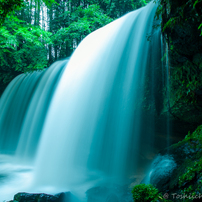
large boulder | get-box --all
[149,155,177,191]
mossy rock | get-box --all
[152,125,202,201]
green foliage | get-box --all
[179,159,202,186]
[46,0,147,63]
[42,0,56,7]
[156,0,202,35]
[162,17,179,32]
[51,4,113,55]
[199,23,202,36]
[184,125,202,141]
[193,0,202,8]
[172,125,202,199]
[131,184,167,202]
[0,0,147,94]
[106,0,147,19]
[155,126,202,202]
[0,15,52,91]
[178,156,202,200]
[0,0,24,25]
[0,0,56,26]
[157,0,202,110]
[170,57,202,105]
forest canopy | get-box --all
[0,0,149,94]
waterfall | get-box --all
[0,60,67,158]
[0,1,166,201]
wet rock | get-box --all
[12,192,71,202]
[149,155,177,191]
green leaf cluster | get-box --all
[179,159,202,187]
[131,184,169,202]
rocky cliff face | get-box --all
[149,0,202,198]
[160,0,202,134]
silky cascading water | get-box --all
[0,2,166,201]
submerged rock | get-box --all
[11,192,71,202]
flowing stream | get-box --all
[0,2,167,201]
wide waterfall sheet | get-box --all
[0,1,164,201]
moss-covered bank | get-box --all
[132,126,202,202]
[155,125,202,201]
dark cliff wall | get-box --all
[160,0,202,134]
[148,1,202,199]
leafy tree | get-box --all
[51,4,113,60]
[0,16,52,94]
[46,0,148,63]
[0,0,24,25]
[0,0,56,26]
[103,0,148,19]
